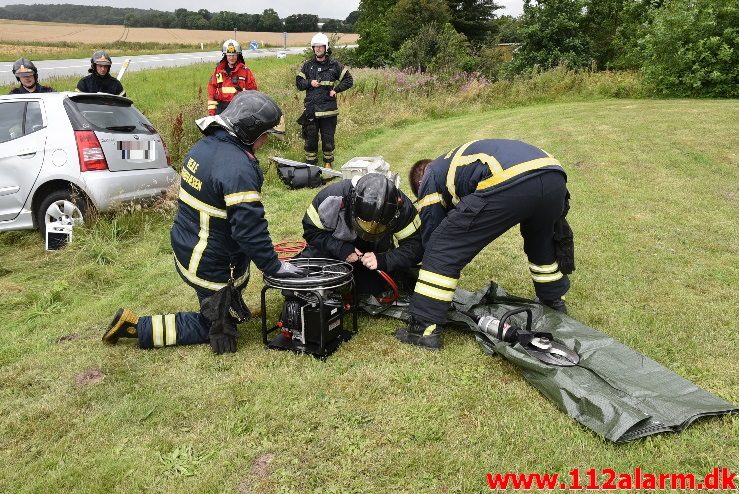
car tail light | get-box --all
[75,130,108,171]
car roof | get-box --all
[0,91,133,105]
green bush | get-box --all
[640,0,738,97]
[394,23,475,75]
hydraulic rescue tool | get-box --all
[472,308,580,366]
[261,258,358,359]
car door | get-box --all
[0,100,47,221]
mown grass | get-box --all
[0,59,737,493]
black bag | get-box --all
[553,190,575,274]
[277,162,323,189]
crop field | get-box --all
[0,19,358,45]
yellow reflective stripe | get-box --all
[216,73,223,83]
[224,191,261,206]
[476,157,563,191]
[221,86,237,94]
[415,282,455,302]
[315,109,339,117]
[164,314,176,346]
[188,211,209,274]
[319,80,335,86]
[418,269,458,290]
[423,324,437,337]
[529,262,559,273]
[531,271,564,283]
[297,71,306,78]
[306,204,324,229]
[394,214,421,241]
[339,67,348,81]
[416,192,446,210]
[152,315,164,347]
[175,256,250,290]
[447,140,504,206]
[179,188,227,218]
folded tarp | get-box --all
[360,282,737,443]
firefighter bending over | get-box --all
[396,139,574,350]
[300,173,423,295]
[296,32,353,169]
[207,39,258,116]
[103,91,304,355]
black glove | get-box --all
[273,260,307,278]
[210,332,236,355]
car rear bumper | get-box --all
[82,167,178,210]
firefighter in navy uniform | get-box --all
[103,91,304,354]
[296,32,353,169]
[396,139,573,350]
[9,58,54,94]
[76,50,125,96]
[207,39,258,116]
[300,173,423,295]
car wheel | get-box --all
[36,190,87,239]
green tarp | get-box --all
[360,282,737,443]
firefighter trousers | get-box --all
[409,171,570,325]
[303,116,337,165]
[136,276,247,349]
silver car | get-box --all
[0,91,177,238]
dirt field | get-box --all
[0,19,358,46]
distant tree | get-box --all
[355,0,398,66]
[640,0,738,97]
[388,0,451,49]
[345,10,360,31]
[284,14,319,32]
[446,0,502,44]
[506,0,593,74]
[321,19,348,32]
[260,8,283,31]
[197,9,211,22]
[395,22,474,74]
[494,14,522,43]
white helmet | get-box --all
[222,39,242,56]
[311,32,329,50]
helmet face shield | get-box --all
[354,217,389,241]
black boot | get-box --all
[539,298,568,314]
[394,318,443,350]
[102,308,139,345]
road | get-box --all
[0,47,305,85]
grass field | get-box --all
[0,19,358,61]
[0,59,737,492]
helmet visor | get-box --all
[354,217,389,240]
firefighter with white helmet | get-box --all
[9,58,53,94]
[207,39,258,116]
[296,32,353,169]
[76,50,125,96]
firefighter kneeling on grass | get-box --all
[396,139,575,350]
[300,173,423,296]
[103,91,305,355]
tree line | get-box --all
[0,4,359,33]
[349,0,736,97]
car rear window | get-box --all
[66,96,154,134]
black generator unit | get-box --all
[261,258,358,359]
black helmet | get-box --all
[13,58,37,81]
[220,91,285,145]
[351,173,402,242]
[91,50,112,66]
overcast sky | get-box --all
[1,0,524,20]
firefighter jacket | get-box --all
[296,56,353,119]
[76,73,125,96]
[171,128,281,292]
[9,84,53,94]
[207,60,257,116]
[416,139,566,246]
[302,179,422,272]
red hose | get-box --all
[377,270,399,304]
[274,240,307,260]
